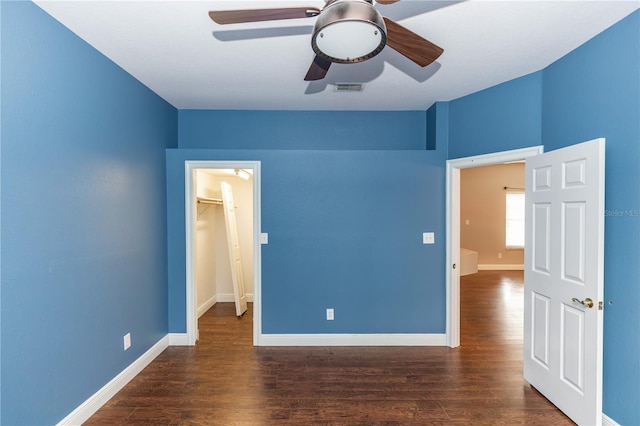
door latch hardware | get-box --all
[572,297,594,308]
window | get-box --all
[506,192,525,249]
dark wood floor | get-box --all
[86,271,573,425]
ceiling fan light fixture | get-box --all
[311,0,387,64]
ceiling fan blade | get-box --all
[383,17,444,67]
[304,56,332,81]
[209,7,321,25]
[376,0,402,4]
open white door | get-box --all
[524,138,605,425]
[221,181,248,317]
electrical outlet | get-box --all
[422,232,435,244]
[326,308,334,321]
[498,252,503,259]
[123,333,131,351]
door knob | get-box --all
[572,297,594,308]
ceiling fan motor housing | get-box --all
[311,0,387,64]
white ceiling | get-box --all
[34,0,639,111]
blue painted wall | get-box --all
[168,116,447,333]
[542,11,640,425]
[179,109,428,150]
[448,10,640,425]
[1,2,177,424]
[448,71,543,159]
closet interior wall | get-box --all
[195,170,254,317]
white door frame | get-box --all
[445,146,543,347]
[185,160,262,346]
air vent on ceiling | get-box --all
[334,83,365,92]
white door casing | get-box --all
[445,146,544,347]
[184,161,261,346]
[524,138,605,425]
[221,181,248,317]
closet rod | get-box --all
[503,186,524,191]
[197,197,223,205]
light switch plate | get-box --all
[260,233,269,244]
[423,232,435,244]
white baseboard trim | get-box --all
[603,413,620,426]
[215,293,234,303]
[258,333,446,346]
[215,293,254,303]
[478,264,524,271]
[168,333,189,346]
[57,335,169,426]
[197,295,217,318]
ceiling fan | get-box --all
[209,0,444,81]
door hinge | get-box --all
[598,301,603,310]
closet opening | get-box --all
[185,161,262,346]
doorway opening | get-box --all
[185,161,262,346]
[445,146,543,347]
[447,141,606,424]
[459,162,526,346]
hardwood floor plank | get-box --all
[86,271,573,425]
